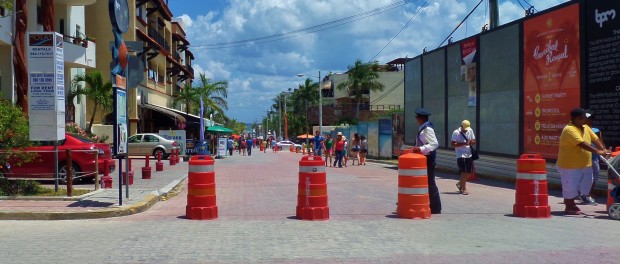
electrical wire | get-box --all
[193,0,416,50]
[435,0,484,49]
[367,0,428,62]
[516,0,527,11]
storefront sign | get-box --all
[523,4,581,159]
[27,32,65,141]
[461,37,478,107]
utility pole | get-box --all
[489,0,499,29]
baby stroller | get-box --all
[602,155,620,220]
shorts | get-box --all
[557,167,593,199]
[361,149,368,153]
[457,158,473,173]
[325,149,333,155]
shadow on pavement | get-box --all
[68,200,115,208]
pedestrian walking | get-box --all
[240,137,247,156]
[411,108,441,214]
[312,130,324,156]
[246,137,253,156]
[333,132,345,168]
[557,108,610,215]
[451,120,476,195]
[351,133,361,165]
[261,139,268,153]
[343,136,349,167]
[271,139,277,152]
[360,135,368,165]
[227,137,234,156]
[324,134,333,167]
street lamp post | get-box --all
[297,71,322,137]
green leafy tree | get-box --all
[71,71,113,133]
[196,73,229,122]
[172,82,200,114]
[0,100,35,166]
[336,59,385,119]
[291,78,319,137]
[225,119,247,135]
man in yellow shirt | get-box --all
[557,108,610,215]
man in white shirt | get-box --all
[451,120,476,195]
[412,108,441,214]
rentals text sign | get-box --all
[27,32,65,141]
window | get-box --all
[144,135,159,143]
[128,135,142,143]
[136,5,146,21]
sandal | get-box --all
[456,183,462,193]
[461,191,469,195]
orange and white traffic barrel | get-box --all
[513,154,550,218]
[186,155,218,220]
[297,156,329,220]
[397,153,431,219]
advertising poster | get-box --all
[159,130,187,155]
[27,32,65,141]
[586,1,620,148]
[461,37,478,107]
[378,119,392,158]
[523,4,581,159]
[114,76,128,156]
[218,137,227,157]
[367,122,378,158]
[392,113,405,157]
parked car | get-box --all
[276,140,302,151]
[7,133,115,182]
[127,133,177,159]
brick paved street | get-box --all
[1,148,619,263]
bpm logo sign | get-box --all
[595,9,616,28]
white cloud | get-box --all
[176,0,569,122]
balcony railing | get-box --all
[186,64,194,76]
[148,26,170,53]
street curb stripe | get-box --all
[398,169,427,176]
[398,187,428,195]
[516,173,547,180]
[189,165,214,173]
[299,166,325,173]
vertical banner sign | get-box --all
[114,75,128,156]
[586,1,620,148]
[523,4,581,159]
[460,37,478,107]
[27,32,65,141]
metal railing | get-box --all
[148,26,170,53]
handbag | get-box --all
[459,130,479,161]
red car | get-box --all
[7,133,115,182]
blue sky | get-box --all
[167,0,569,123]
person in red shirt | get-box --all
[333,132,345,168]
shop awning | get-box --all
[141,103,186,124]
[206,125,234,133]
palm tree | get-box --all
[65,81,87,123]
[336,59,385,119]
[71,71,113,133]
[195,73,229,120]
[291,78,319,138]
[172,82,200,114]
